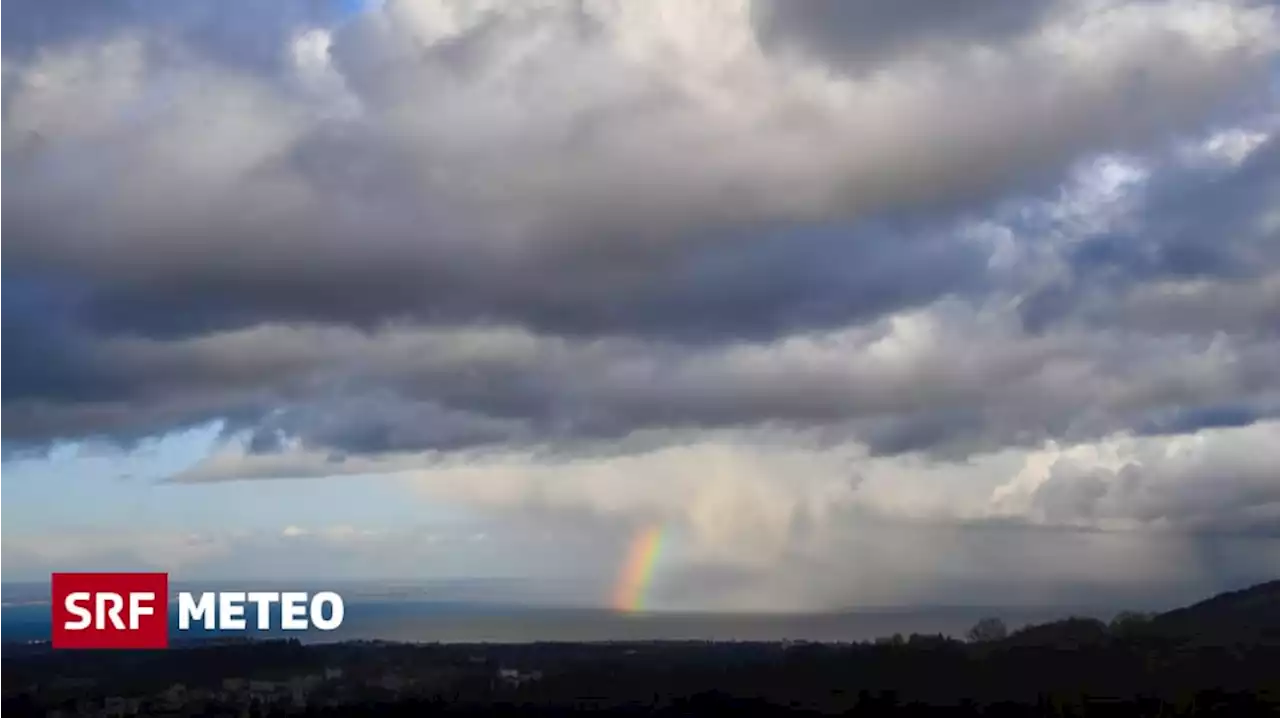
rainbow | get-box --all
[612,525,665,613]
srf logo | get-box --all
[52,573,169,649]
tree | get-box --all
[966,617,1008,643]
[1109,610,1152,637]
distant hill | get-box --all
[1148,579,1280,644]
[985,580,1280,649]
[1002,616,1111,648]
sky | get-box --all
[3,0,1280,613]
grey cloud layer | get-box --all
[752,0,1053,70]
[8,297,1280,458]
[4,0,1280,518]
[6,0,1275,337]
[0,0,342,70]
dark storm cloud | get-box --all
[1018,136,1280,339]
[1,279,104,404]
[242,392,533,455]
[1,280,311,450]
[8,302,1280,462]
[0,0,344,74]
[1138,403,1266,435]
[752,0,1055,70]
[2,0,1279,473]
[0,0,129,59]
[9,218,990,343]
[1074,138,1280,283]
[5,0,1268,343]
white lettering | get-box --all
[128,593,155,630]
[64,592,92,630]
[280,592,309,630]
[219,592,246,630]
[246,592,280,630]
[170,590,346,631]
[97,593,125,630]
[309,592,344,631]
[178,592,215,630]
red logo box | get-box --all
[51,573,169,649]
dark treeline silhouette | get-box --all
[4,581,1278,716]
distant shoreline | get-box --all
[3,601,1106,646]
